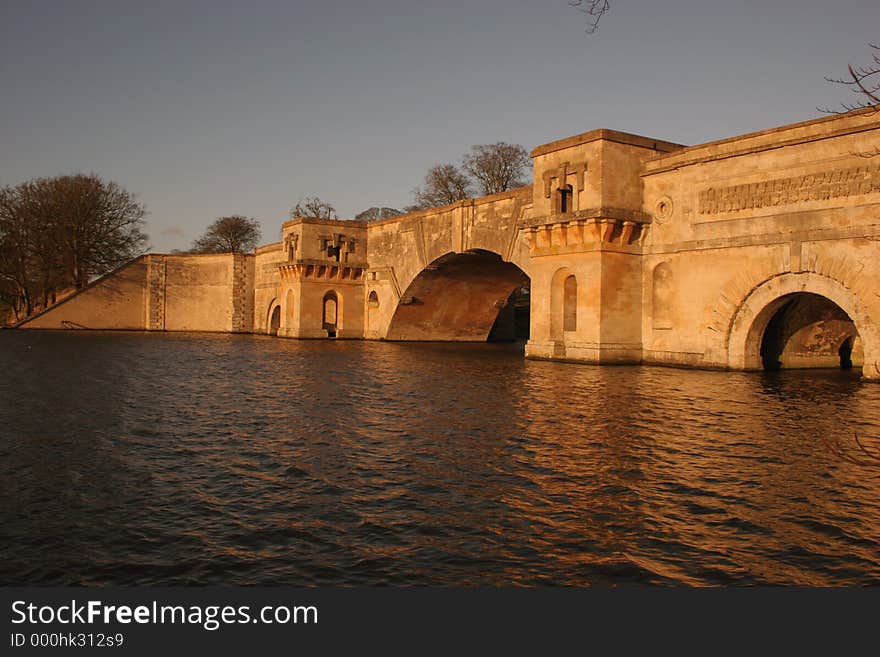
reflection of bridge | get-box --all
[19,111,880,380]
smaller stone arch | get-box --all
[727,272,880,379]
[366,290,381,339]
[322,290,341,337]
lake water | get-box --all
[1,331,878,586]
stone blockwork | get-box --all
[147,255,166,330]
[232,254,255,333]
[639,109,880,380]
[17,109,880,379]
[20,253,251,333]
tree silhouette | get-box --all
[290,197,337,220]
[463,142,530,195]
[0,174,148,320]
[191,215,261,254]
[412,164,473,209]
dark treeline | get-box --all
[0,174,148,323]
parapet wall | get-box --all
[18,253,254,333]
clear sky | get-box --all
[2,1,878,252]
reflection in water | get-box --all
[0,331,878,585]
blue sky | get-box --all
[2,1,878,251]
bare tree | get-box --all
[412,164,473,209]
[190,215,261,254]
[354,206,404,222]
[291,197,337,220]
[0,174,148,320]
[0,187,42,319]
[53,175,148,288]
[570,0,611,33]
[826,43,880,111]
[462,142,531,195]
[823,44,880,157]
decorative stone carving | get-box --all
[698,164,880,215]
[654,196,674,223]
[542,160,588,199]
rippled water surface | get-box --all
[1,331,879,586]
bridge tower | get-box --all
[523,130,683,363]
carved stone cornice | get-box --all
[519,207,652,229]
[520,210,648,256]
[277,259,366,282]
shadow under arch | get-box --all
[268,302,281,336]
[727,272,880,378]
[385,249,529,342]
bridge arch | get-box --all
[385,249,529,342]
[727,272,880,378]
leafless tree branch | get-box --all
[290,197,337,220]
[569,0,611,33]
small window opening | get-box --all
[559,185,573,214]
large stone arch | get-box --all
[384,249,530,341]
[726,271,880,379]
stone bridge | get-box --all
[19,109,880,380]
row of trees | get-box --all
[279,142,531,227]
[0,174,148,321]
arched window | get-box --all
[368,291,379,308]
[563,275,577,331]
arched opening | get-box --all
[269,305,281,336]
[323,291,339,338]
[386,250,529,343]
[727,272,880,380]
[366,290,381,339]
[758,292,861,371]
